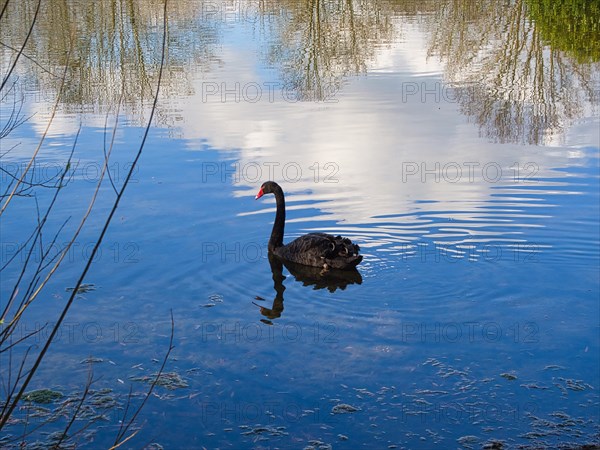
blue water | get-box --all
[1,2,599,449]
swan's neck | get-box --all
[269,186,285,251]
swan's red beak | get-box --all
[255,187,264,200]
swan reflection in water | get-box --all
[253,254,362,322]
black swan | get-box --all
[255,181,362,270]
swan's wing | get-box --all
[278,233,361,268]
[284,233,336,257]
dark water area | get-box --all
[1,1,599,448]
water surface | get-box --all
[1,1,599,448]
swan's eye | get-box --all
[340,247,348,255]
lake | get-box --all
[1,1,599,449]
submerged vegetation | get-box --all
[130,371,189,390]
[23,389,64,404]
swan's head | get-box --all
[255,181,280,200]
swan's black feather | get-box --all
[274,233,362,270]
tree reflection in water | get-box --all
[1,0,597,143]
[428,0,599,144]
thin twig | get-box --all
[103,94,124,196]
[0,0,41,92]
[0,20,74,217]
[0,134,78,341]
[111,310,175,448]
[54,365,95,448]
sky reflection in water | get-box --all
[0,1,599,448]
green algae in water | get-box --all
[482,441,504,449]
[562,378,593,391]
[80,357,104,364]
[240,425,288,437]
[90,393,118,409]
[457,435,479,447]
[305,440,333,450]
[6,386,129,448]
[145,444,164,450]
[23,389,64,404]
[331,403,360,414]
[66,283,96,295]
[130,371,189,390]
[27,405,52,419]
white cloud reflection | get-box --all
[10,15,598,258]
[176,20,598,234]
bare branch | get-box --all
[112,310,175,448]
[0,0,41,92]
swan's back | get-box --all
[273,233,362,270]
